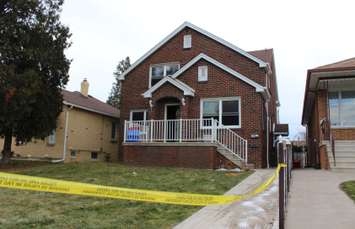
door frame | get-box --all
[164,103,180,120]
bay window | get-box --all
[201,97,241,128]
[150,63,180,87]
[329,91,355,127]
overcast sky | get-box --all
[61,0,355,138]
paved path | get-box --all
[174,169,278,229]
[286,169,355,229]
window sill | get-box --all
[110,139,118,143]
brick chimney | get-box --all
[80,78,89,97]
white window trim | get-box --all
[198,65,208,82]
[200,97,241,129]
[149,62,180,88]
[183,34,192,49]
[130,109,147,121]
[329,90,355,128]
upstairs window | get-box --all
[183,35,192,49]
[150,63,180,87]
[198,66,208,82]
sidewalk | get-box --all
[286,169,355,229]
[174,169,278,229]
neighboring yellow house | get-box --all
[0,79,120,162]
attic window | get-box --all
[183,35,192,49]
[198,66,208,82]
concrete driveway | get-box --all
[286,169,355,229]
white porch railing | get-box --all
[123,118,248,163]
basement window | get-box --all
[70,150,76,158]
[47,130,56,145]
[91,152,98,160]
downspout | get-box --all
[52,105,72,163]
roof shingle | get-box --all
[314,57,355,70]
[62,90,119,118]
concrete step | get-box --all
[327,152,355,158]
[329,157,355,163]
[330,162,355,169]
[216,147,244,169]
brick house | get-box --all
[118,22,281,169]
[302,57,355,169]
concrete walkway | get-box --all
[286,169,355,229]
[174,169,278,229]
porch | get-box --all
[123,118,248,168]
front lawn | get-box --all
[341,180,355,203]
[0,162,251,228]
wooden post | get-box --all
[278,141,285,229]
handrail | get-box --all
[124,118,248,163]
[214,120,248,163]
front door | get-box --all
[165,104,180,141]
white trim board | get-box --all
[143,76,195,98]
[171,53,265,92]
[119,22,267,80]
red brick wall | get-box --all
[123,144,220,169]
[331,128,355,140]
[122,144,239,169]
[119,27,273,167]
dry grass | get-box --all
[0,162,251,228]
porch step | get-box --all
[324,141,355,169]
[216,147,246,169]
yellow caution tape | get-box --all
[0,163,287,206]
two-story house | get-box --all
[118,22,281,169]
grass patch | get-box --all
[0,162,252,228]
[341,180,355,203]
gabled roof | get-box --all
[143,77,195,98]
[248,49,274,65]
[62,90,119,118]
[119,22,267,80]
[314,57,355,71]
[248,48,280,106]
[172,53,265,92]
